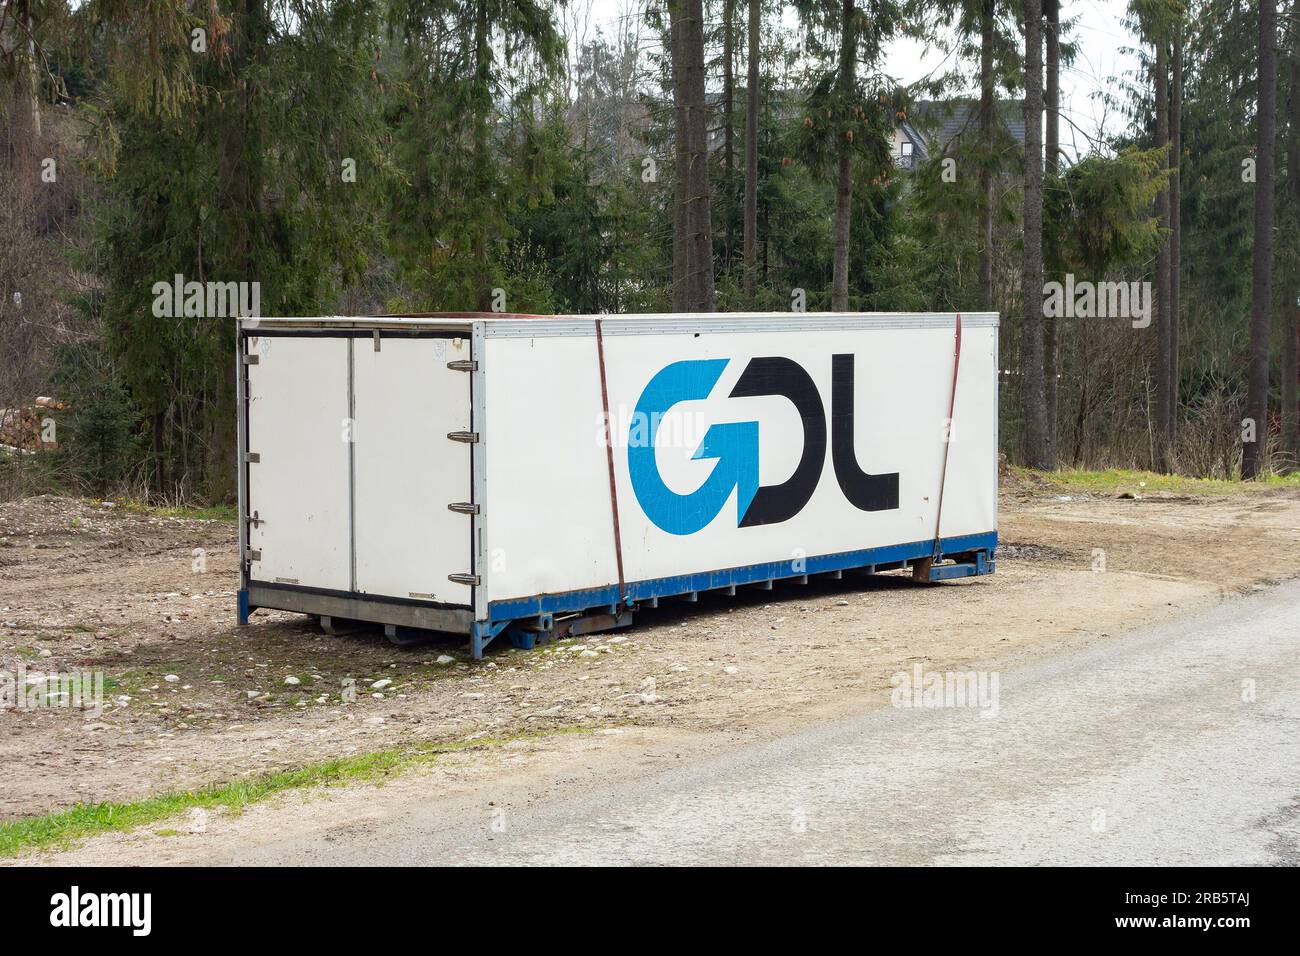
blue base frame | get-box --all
[469,531,997,658]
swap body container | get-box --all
[236,312,999,656]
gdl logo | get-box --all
[628,356,899,535]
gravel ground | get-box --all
[3,482,1300,825]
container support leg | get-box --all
[471,620,511,659]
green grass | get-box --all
[1011,466,1300,497]
[0,726,600,858]
[97,499,238,522]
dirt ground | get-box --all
[3,478,1300,826]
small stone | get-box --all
[578,650,599,659]
[371,678,392,690]
[283,675,300,685]
[164,674,179,682]
[435,655,455,665]
[724,665,739,675]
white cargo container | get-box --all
[237,312,998,656]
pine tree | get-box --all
[1022,0,1050,468]
[1244,0,1278,478]
[744,0,761,298]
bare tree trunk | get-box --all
[6,0,44,147]
[978,0,994,311]
[681,0,715,311]
[1021,0,1049,468]
[1155,38,1172,471]
[830,0,856,312]
[1044,0,1060,465]
[1286,290,1300,471]
[1244,0,1277,479]
[670,2,688,311]
[1170,26,1183,447]
[472,0,492,312]
[743,0,759,297]
[23,2,42,141]
[1044,1,1058,176]
[1282,5,1300,470]
[723,0,735,266]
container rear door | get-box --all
[246,335,352,591]
[352,334,474,607]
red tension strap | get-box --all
[932,312,963,561]
[594,319,627,606]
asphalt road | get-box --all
[228,580,1300,865]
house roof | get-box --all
[909,99,1026,157]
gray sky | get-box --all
[577,0,1143,161]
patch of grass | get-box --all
[1011,467,1300,497]
[102,499,238,522]
[0,725,601,858]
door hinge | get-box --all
[242,353,260,365]
[447,502,480,515]
[247,510,263,527]
[247,549,262,562]
[447,359,478,372]
[447,431,479,444]
[448,572,480,586]
[244,452,261,463]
